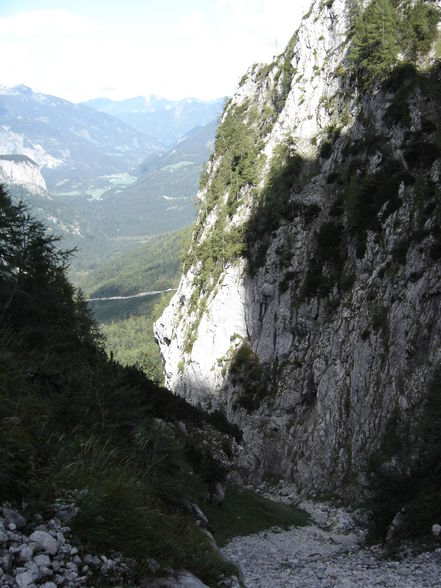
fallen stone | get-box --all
[432,523,441,538]
[34,553,51,567]
[2,507,27,530]
[19,546,34,562]
[15,570,34,588]
[29,530,58,555]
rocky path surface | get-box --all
[222,497,441,588]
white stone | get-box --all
[19,546,34,562]
[29,530,58,555]
[15,571,34,588]
[34,553,51,567]
[175,571,210,587]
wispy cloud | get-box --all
[0,1,313,102]
[0,9,101,38]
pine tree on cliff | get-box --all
[349,0,400,87]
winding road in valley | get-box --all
[87,288,177,302]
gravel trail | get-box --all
[222,497,441,587]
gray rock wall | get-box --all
[155,0,441,499]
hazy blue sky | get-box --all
[0,0,311,102]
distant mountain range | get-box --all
[0,84,162,193]
[0,84,223,277]
[83,95,225,146]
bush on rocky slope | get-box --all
[0,185,239,585]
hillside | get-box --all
[0,154,47,195]
[80,227,191,297]
[69,120,217,239]
[156,0,441,542]
[81,229,191,382]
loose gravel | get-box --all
[222,495,441,587]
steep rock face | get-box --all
[0,154,47,195]
[155,0,441,499]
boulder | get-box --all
[2,507,27,529]
[29,530,58,555]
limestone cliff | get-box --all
[155,0,441,499]
[0,154,47,196]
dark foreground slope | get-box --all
[0,185,238,585]
[0,185,309,585]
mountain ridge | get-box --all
[0,83,163,192]
[155,0,441,530]
[84,94,225,146]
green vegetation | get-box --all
[227,343,274,412]
[182,101,270,352]
[80,228,191,298]
[80,228,190,382]
[348,0,440,89]
[368,367,441,543]
[204,486,309,546]
[99,293,172,384]
[0,185,240,585]
[246,139,307,274]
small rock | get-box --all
[8,522,16,531]
[176,571,210,587]
[15,571,34,588]
[39,566,53,578]
[41,583,57,588]
[385,510,406,543]
[34,554,51,567]
[432,523,441,538]
[29,531,58,555]
[1,553,12,570]
[101,563,110,575]
[210,482,225,506]
[146,558,160,573]
[0,523,8,544]
[2,507,27,529]
[19,546,34,562]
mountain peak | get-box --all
[12,84,33,94]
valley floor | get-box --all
[222,497,441,588]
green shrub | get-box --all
[229,343,274,412]
[246,140,306,274]
[203,486,308,546]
